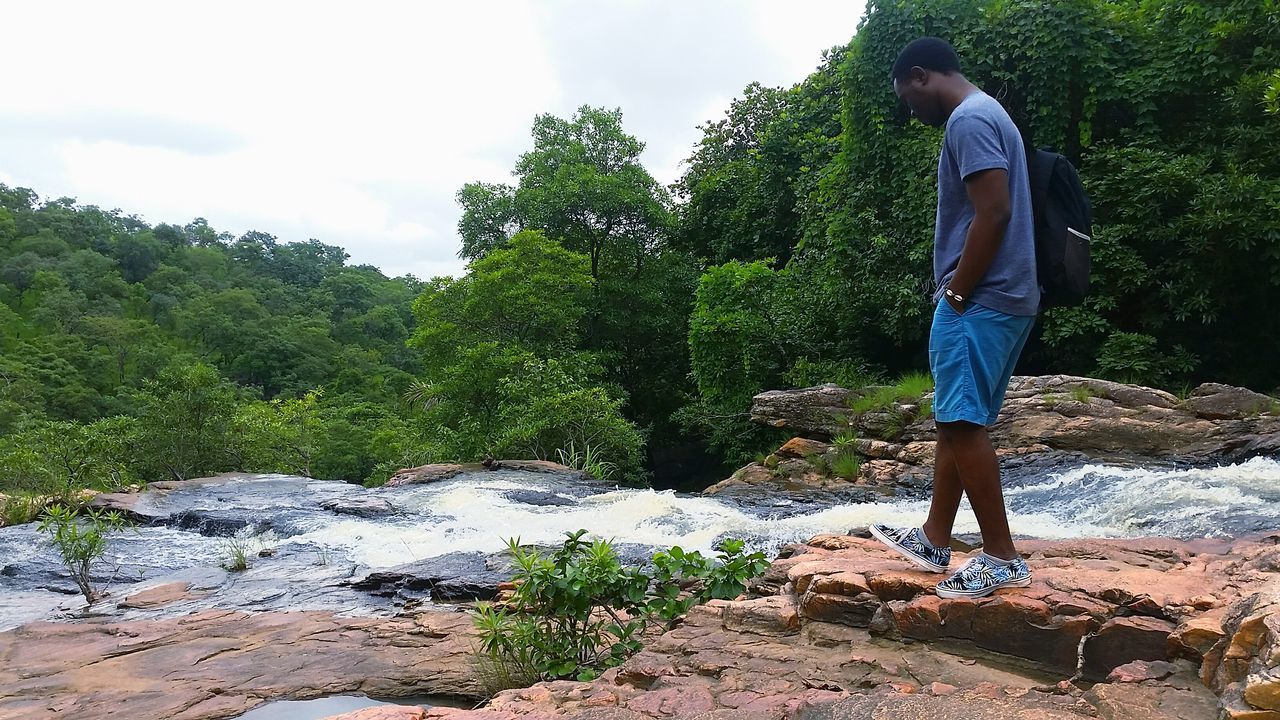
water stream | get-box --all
[3,457,1279,631]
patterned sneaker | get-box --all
[868,524,952,573]
[935,554,1032,599]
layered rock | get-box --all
[724,375,1280,495]
[329,534,1272,720]
[0,609,480,720]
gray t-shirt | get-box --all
[933,91,1040,317]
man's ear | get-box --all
[911,66,929,87]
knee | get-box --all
[936,420,985,445]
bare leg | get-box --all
[922,430,962,549]
[934,420,1017,560]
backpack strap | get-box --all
[1027,148,1055,230]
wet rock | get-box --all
[501,489,577,507]
[352,551,512,602]
[385,464,473,487]
[320,496,399,518]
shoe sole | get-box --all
[868,524,949,574]
[935,576,1032,599]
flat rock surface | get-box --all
[0,609,479,720]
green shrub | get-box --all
[555,441,617,482]
[832,429,859,453]
[848,372,934,414]
[473,530,769,691]
[831,452,861,480]
[38,504,130,603]
[220,534,255,572]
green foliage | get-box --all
[555,442,617,483]
[833,429,860,453]
[220,534,255,572]
[1069,385,1098,404]
[0,417,137,496]
[454,107,699,475]
[831,451,862,480]
[38,504,130,603]
[230,390,323,476]
[849,372,934,414]
[1,494,43,527]
[131,363,240,481]
[473,531,769,690]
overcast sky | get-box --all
[1,1,866,279]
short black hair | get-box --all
[891,37,961,80]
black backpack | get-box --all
[1026,146,1091,307]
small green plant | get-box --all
[220,534,255,572]
[895,371,934,402]
[848,372,935,415]
[37,505,130,604]
[1070,385,1098,403]
[1042,393,1061,408]
[832,429,860,453]
[831,451,862,480]
[806,453,831,475]
[472,530,769,693]
[555,441,617,482]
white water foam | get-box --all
[286,457,1280,567]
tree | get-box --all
[454,107,697,471]
[1,252,44,306]
[132,363,239,481]
[412,230,592,363]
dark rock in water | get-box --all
[502,489,577,506]
[351,544,659,603]
[320,496,399,518]
[352,551,509,602]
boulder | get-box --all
[1184,383,1275,420]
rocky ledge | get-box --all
[366,532,1279,720]
[707,375,1280,496]
[8,533,1275,720]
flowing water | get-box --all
[3,457,1279,630]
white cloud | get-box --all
[0,0,866,279]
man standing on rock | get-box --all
[869,37,1039,599]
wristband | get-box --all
[945,288,965,303]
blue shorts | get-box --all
[929,301,1034,426]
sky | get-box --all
[1,1,867,280]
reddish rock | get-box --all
[0,610,481,720]
[721,595,799,636]
[324,707,428,720]
[1170,611,1228,660]
[775,437,831,458]
[117,582,202,609]
[798,591,880,627]
[1106,660,1177,683]
[1083,616,1177,680]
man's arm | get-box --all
[945,167,1011,313]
